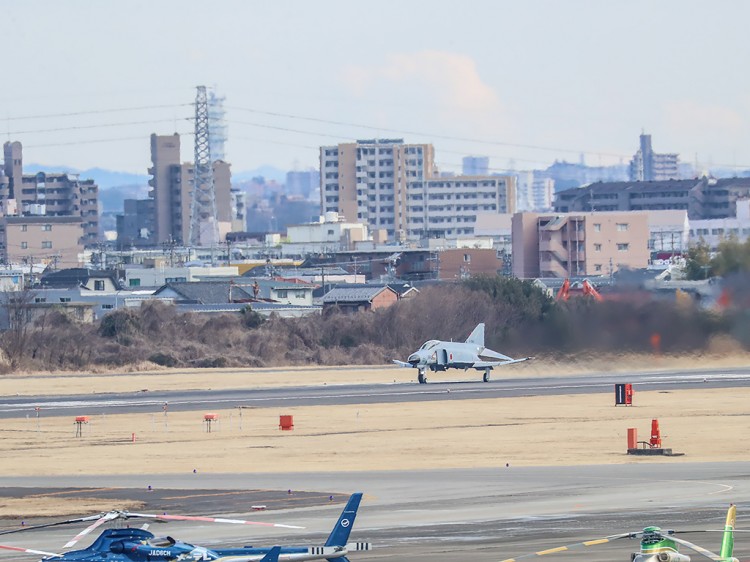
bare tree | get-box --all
[0,288,37,369]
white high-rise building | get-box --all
[208,91,228,163]
[320,139,516,241]
[462,155,489,176]
[516,171,555,212]
[629,133,679,181]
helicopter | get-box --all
[500,504,738,562]
[0,493,370,562]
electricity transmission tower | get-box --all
[189,85,219,247]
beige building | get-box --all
[148,134,233,245]
[1,216,83,268]
[0,142,99,244]
[512,211,650,279]
[320,139,515,242]
[438,248,504,280]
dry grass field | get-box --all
[0,355,747,516]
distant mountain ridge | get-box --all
[23,164,149,190]
[231,165,286,183]
[23,163,288,188]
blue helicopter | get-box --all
[0,494,369,562]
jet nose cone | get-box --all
[408,353,421,363]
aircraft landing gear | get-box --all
[483,369,491,383]
[418,370,427,384]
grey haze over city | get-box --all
[1,0,749,177]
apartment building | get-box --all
[690,199,750,250]
[286,169,320,200]
[320,139,515,241]
[0,142,99,245]
[554,177,750,220]
[516,170,555,212]
[629,133,679,181]
[438,248,504,279]
[0,216,84,267]
[116,198,155,248]
[147,134,233,245]
[462,156,489,176]
[512,211,650,279]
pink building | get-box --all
[512,211,650,278]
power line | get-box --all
[228,120,562,168]
[229,119,355,141]
[227,105,630,159]
[232,136,319,150]
[24,132,193,149]
[5,117,191,136]
[4,104,192,122]
[4,99,749,171]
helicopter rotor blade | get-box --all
[1,507,303,551]
[500,533,636,562]
[668,536,724,561]
[0,543,62,557]
[63,512,120,549]
[0,514,107,538]
[123,512,305,530]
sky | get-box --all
[1,0,749,176]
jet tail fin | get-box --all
[465,323,485,346]
[325,493,362,547]
[720,504,736,560]
[259,546,281,562]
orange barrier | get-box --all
[650,419,661,448]
[627,428,638,449]
[279,415,294,431]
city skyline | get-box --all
[1,0,748,175]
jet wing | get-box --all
[479,348,515,362]
[472,357,533,368]
[392,360,412,368]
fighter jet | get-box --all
[393,323,531,383]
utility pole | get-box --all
[26,255,34,288]
[162,235,176,268]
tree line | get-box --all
[0,275,743,373]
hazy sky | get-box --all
[2,0,749,175]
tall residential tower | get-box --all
[147,133,232,245]
[320,139,515,241]
[629,133,679,181]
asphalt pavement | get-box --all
[1,366,749,418]
[0,464,748,562]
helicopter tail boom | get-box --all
[720,504,736,562]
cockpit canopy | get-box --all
[419,340,440,351]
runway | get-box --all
[0,464,748,562]
[1,366,749,418]
[1,366,748,561]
